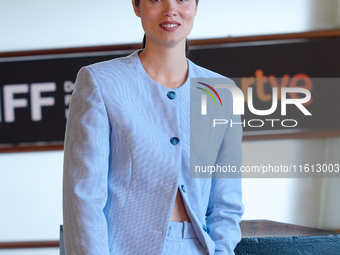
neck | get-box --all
[138,39,188,89]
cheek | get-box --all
[139,6,158,21]
[182,8,196,21]
[140,11,157,28]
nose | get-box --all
[163,0,178,17]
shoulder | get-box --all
[81,50,141,77]
[73,50,143,95]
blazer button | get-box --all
[170,137,179,145]
[181,184,186,193]
[167,91,176,100]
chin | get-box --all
[161,36,187,45]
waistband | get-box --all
[167,221,197,239]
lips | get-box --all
[159,21,180,32]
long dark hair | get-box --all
[135,0,199,57]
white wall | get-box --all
[242,137,340,229]
[241,139,326,226]
[1,0,339,52]
[0,151,63,241]
[320,137,340,229]
[1,1,340,255]
[0,248,59,255]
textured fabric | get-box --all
[63,49,244,255]
[163,221,206,255]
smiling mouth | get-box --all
[160,24,180,28]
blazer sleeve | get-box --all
[63,67,111,255]
[205,106,244,254]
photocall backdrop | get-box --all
[0,37,340,147]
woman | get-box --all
[63,0,244,254]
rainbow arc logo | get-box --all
[196,82,223,107]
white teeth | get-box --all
[161,24,179,28]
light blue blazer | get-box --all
[63,50,244,255]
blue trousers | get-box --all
[162,221,207,255]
